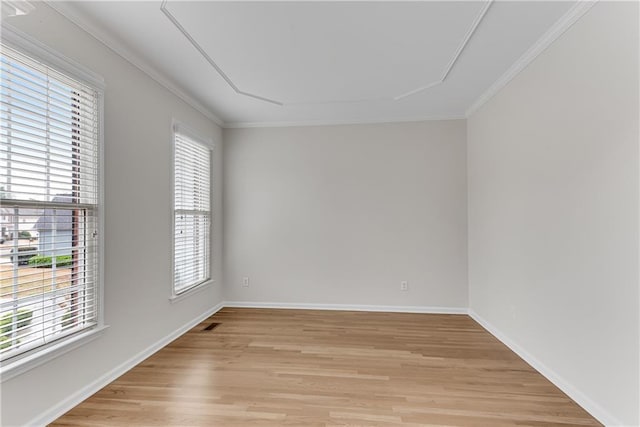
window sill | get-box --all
[0,325,109,383]
[169,280,215,304]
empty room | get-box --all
[0,1,638,426]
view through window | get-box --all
[173,128,211,295]
[0,43,100,362]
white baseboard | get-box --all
[27,301,461,426]
[28,302,225,427]
[468,309,623,427]
[28,302,619,426]
[223,300,468,315]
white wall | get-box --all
[2,2,636,426]
[467,2,639,425]
[224,121,467,309]
[1,4,224,426]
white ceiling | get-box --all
[44,1,581,127]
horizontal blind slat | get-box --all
[1,42,100,361]
[173,131,211,293]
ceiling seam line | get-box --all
[42,0,225,125]
[394,0,493,101]
[440,0,493,82]
[160,0,283,106]
[160,0,493,106]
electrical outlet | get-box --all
[242,277,249,287]
[400,281,408,291]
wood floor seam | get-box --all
[51,308,602,427]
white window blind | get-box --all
[173,128,211,294]
[0,43,100,362]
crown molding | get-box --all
[44,1,225,127]
[394,0,493,101]
[160,0,282,106]
[223,114,466,129]
[1,0,35,19]
[39,1,598,129]
[466,0,598,117]
[441,0,492,83]
[162,0,492,106]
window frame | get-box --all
[170,120,213,301]
[0,25,106,382]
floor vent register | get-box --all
[203,322,220,331]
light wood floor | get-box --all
[52,308,601,426]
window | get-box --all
[173,125,211,295]
[0,35,102,369]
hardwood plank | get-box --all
[51,308,601,426]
